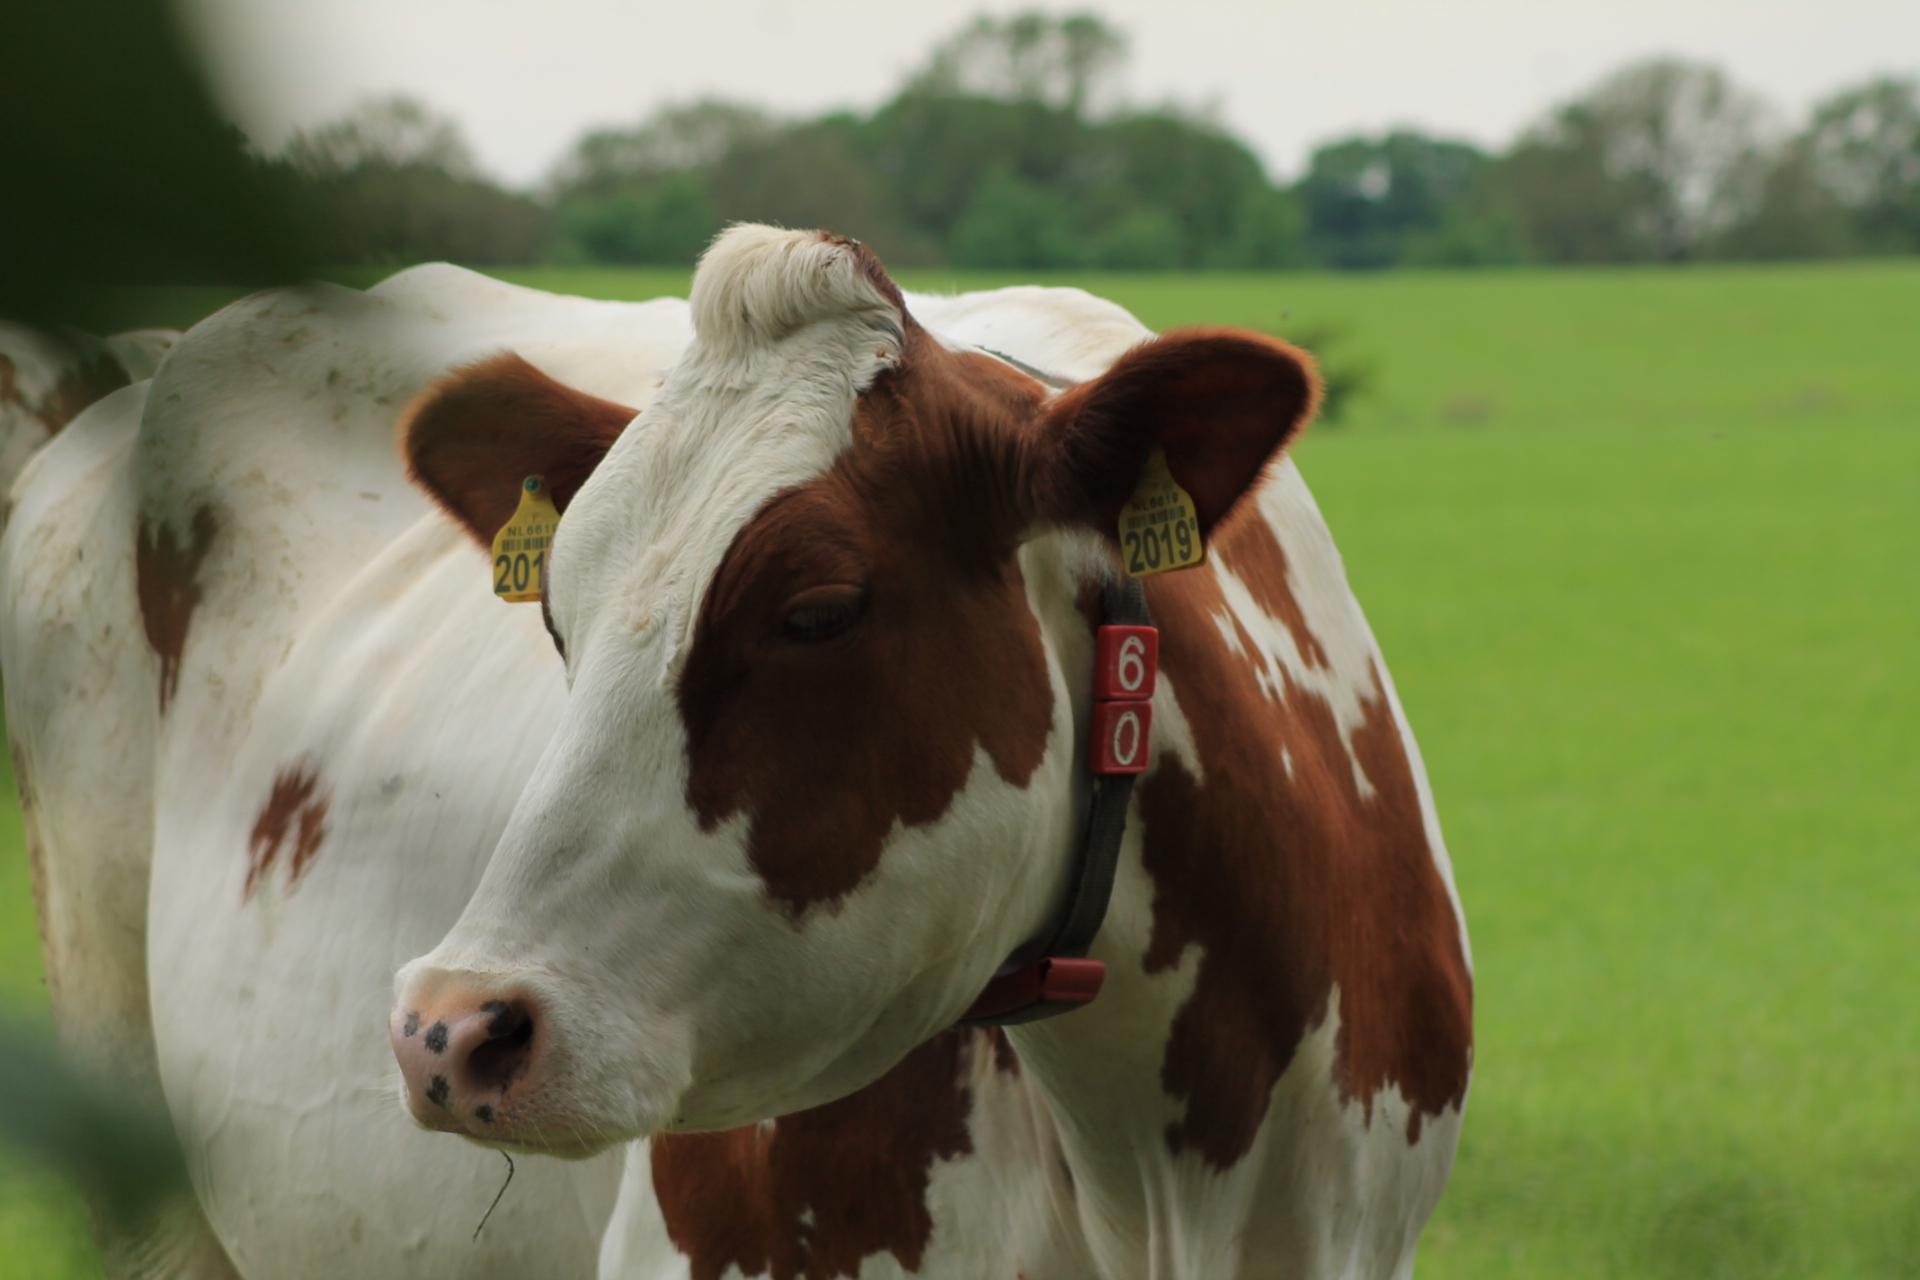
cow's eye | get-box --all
[780,583,868,642]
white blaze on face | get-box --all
[551,228,904,675]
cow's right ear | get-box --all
[1023,328,1319,544]
[402,353,638,546]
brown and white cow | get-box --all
[391,226,1473,1279]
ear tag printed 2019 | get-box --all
[491,476,559,602]
[1119,447,1206,576]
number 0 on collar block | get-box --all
[491,476,559,603]
[1090,623,1159,775]
[1119,447,1206,577]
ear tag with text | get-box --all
[491,476,559,602]
[1118,447,1205,577]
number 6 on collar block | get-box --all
[1093,626,1158,700]
[1090,623,1158,775]
[491,476,560,602]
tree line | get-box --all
[260,13,1920,272]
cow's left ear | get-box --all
[403,353,638,546]
[1026,328,1319,540]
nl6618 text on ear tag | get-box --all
[491,476,559,602]
[1119,447,1205,577]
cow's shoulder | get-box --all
[1136,459,1473,1169]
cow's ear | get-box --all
[402,353,637,546]
[1027,328,1319,540]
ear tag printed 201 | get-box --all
[491,476,559,602]
[1119,447,1206,577]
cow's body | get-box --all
[1,322,177,492]
[3,269,686,1277]
[3,240,1469,1280]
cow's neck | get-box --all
[1002,542,1277,1278]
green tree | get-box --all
[1089,210,1184,269]
[949,165,1084,268]
[557,175,718,265]
[1803,76,1920,252]
[1213,189,1310,269]
[1297,131,1491,268]
[907,11,1127,115]
[278,97,549,266]
[1494,60,1772,263]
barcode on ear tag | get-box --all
[490,476,560,602]
[1118,448,1205,577]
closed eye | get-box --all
[779,583,869,643]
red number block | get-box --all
[1090,699,1153,774]
[1093,625,1158,700]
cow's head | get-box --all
[390,226,1317,1154]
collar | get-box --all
[957,575,1156,1026]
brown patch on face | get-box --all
[1137,542,1472,1167]
[1212,514,1329,670]
[402,353,636,546]
[652,1029,979,1280]
[245,764,332,898]
[677,334,1055,913]
[135,506,218,710]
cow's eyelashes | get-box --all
[779,583,869,643]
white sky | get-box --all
[181,0,1920,188]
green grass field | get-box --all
[5,259,1917,1277]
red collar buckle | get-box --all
[958,957,1106,1025]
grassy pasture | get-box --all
[3,259,1916,1277]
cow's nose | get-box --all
[390,994,538,1133]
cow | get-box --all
[1,321,178,491]
[1,269,688,1277]
[389,225,1474,1279]
[2,225,1470,1279]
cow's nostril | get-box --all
[468,1004,534,1094]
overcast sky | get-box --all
[180,0,1920,188]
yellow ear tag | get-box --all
[490,476,560,602]
[1118,447,1206,577]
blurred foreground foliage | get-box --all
[0,0,309,326]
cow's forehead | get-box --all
[550,228,904,667]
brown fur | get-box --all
[401,353,636,546]
[1029,328,1319,539]
[135,506,218,711]
[1136,516,1473,1167]
[652,1030,981,1280]
[245,765,331,898]
[1213,516,1330,670]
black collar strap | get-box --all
[957,575,1156,1026]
